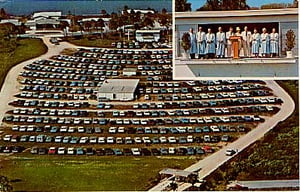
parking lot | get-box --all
[0,46,283,157]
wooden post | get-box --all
[230,36,241,59]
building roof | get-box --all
[123,68,137,72]
[122,9,155,14]
[36,19,60,25]
[32,11,62,19]
[0,19,22,26]
[176,8,298,19]
[136,29,161,33]
[81,18,111,22]
[236,179,299,189]
[159,168,193,177]
[99,79,139,94]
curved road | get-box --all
[0,37,79,128]
[149,80,295,191]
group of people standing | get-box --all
[187,26,279,59]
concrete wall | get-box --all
[98,92,134,101]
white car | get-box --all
[57,147,65,155]
[168,137,177,143]
[159,136,167,143]
[187,135,194,143]
[225,149,238,156]
[118,127,125,133]
[134,137,142,144]
[107,137,115,144]
[67,147,75,155]
[131,148,141,156]
[109,127,117,134]
[78,127,85,133]
[79,137,89,144]
[3,135,12,141]
[168,147,176,154]
[89,137,98,144]
[98,137,106,144]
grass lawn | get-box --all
[68,38,116,48]
[1,155,196,191]
[0,38,47,89]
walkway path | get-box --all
[149,80,295,191]
[0,37,79,127]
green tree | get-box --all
[175,0,191,12]
[169,182,178,191]
[60,20,69,37]
[141,12,154,29]
[187,174,198,186]
[109,12,123,38]
[197,0,249,11]
[100,9,108,16]
[0,176,13,192]
[0,8,8,19]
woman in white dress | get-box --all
[270,28,279,57]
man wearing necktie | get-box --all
[216,26,226,58]
[205,28,216,59]
[196,26,206,59]
[241,26,252,57]
[226,27,234,58]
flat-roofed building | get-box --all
[0,19,22,26]
[98,79,139,101]
[32,11,62,20]
[136,29,161,42]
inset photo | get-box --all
[174,0,298,79]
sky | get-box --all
[188,0,295,11]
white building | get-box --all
[98,79,139,101]
[26,11,62,31]
[122,9,155,15]
[135,29,161,42]
[32,11,62,20]
[0,19,22,26]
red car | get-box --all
[48,147,56,155]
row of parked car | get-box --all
[77,47,172,57]
[3,115,263,126]
[3,134,231,144]
[53,55,172,66]
[9,105,275,119]
[7,124,246,134]
[10,100,91,109]
[30,145,213,156]
[130,97,280,109]
[0,146,25,153]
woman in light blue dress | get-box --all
[270,28,279,57]
[189,28,197,59]
[251,28,260,58]
[261,28,270,57]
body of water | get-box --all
[0,0,172,15]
